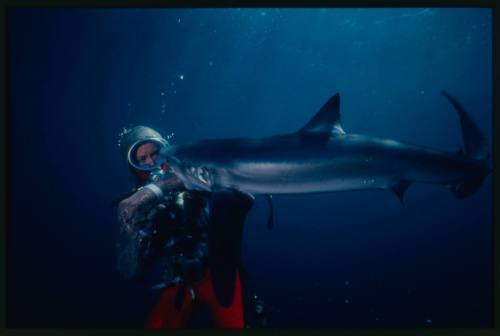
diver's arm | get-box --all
[116,174,184,280]
[117,174,184,233]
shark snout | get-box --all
[178,164,214,190]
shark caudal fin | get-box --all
[441,91,489,160]
[441,91,491,198]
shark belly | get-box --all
[219,156,395,194]
[216,144,474,194]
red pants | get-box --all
[145,270,244,328]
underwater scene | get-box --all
[7,8,492,327]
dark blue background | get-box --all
[7,8,492,327]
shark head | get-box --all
[161,146,215,191]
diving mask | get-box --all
[127,138,170,173]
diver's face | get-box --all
[135,142,160,168]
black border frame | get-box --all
[0,1,497,335]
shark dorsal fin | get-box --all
[299,93,345,138]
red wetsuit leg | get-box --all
[196,270,245,328]
[144,285,194,328]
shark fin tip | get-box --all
[391,181,411,204]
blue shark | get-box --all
[162,91,490,201]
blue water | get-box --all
[7,8,492,327]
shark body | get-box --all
[163,92,490,201]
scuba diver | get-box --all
[114,126,266,328]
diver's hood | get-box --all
[118,125,170,172]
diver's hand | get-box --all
[154,173,185,191]
[117,174,184,233]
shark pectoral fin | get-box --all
[299,93,345,139]
[266,194,274,231]
[391,181,412,204]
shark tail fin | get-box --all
[441,91,491,198]
[441,90,489,161]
